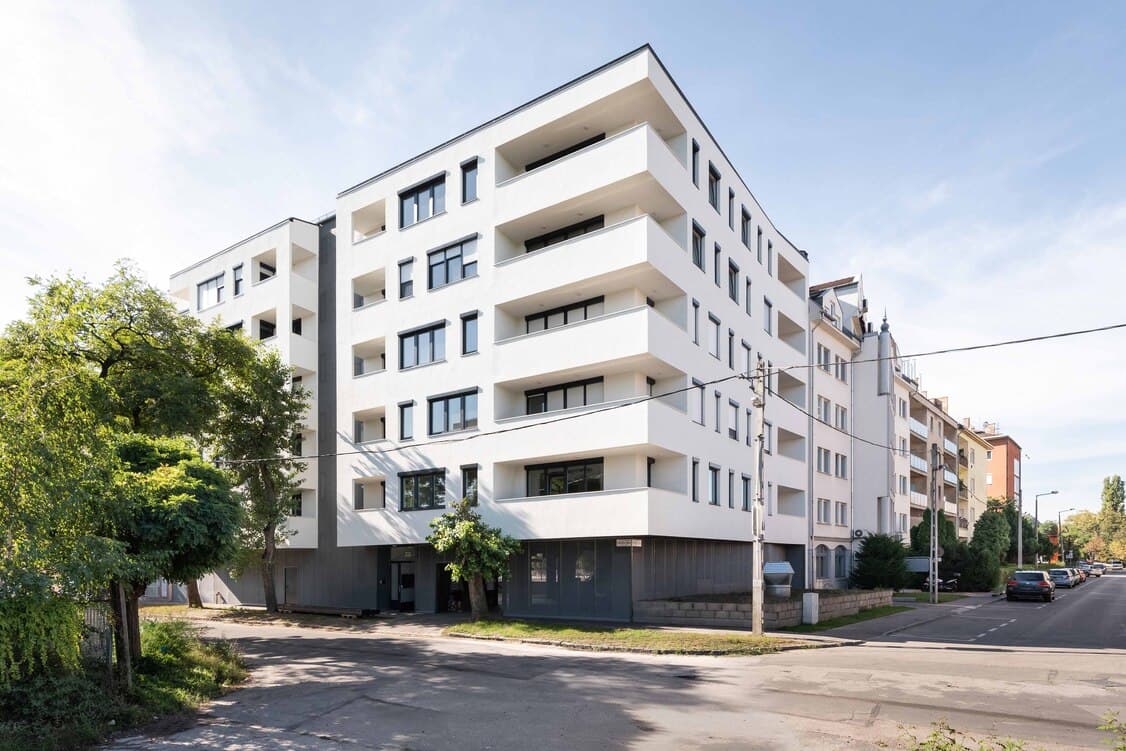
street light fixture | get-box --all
[1034,491,1058,563]
[1057,507,1076,564]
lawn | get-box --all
[779,605,912,634]
[0,619,246,751]
[444,619,804,655]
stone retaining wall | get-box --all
[633,589,892,629]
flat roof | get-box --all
[170,216,320,280]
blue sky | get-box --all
[2,1,1124,519]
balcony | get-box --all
[909,453,928,474]
[493,215,685,308]
[290,272,317,313]
[493,305,684,385]
[958,449,968,468]
[909,417,928,439]
[943,437,958,455]
[943,468,958,485]
[487,487,753,543]
[943,501,959,517]
[281,515,317,549]
[495,124,684,230]
[776,310,806,356]
[289,332,318,373]
[910,491,928,508]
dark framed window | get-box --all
[740,208,751,247]
[525,295,603,334]
[691,139,700,186]
[728,400,739,441]
[428,237,477,289]
[745,279,752,315]
[461,312,478,354]
[727,329,735,369]
[258,319,276,340]
[461,464,479,505]
[647,457,655,487]
[196,274,224,310]
[428,390,478,435]
[707,314,720,358]
[399,322,445,368]
[708,163,721,211]
[525,133,605,172]
[399,175,446,229]
[691,223,705,271]
[763,299,773,335]
[708,464,720,505]
[526,458,603,497]
[728,260,739,301]
[399,259,414,299]
[292,317,302,335]
[258,262,276,282]
[767,240,774,276]
[727,189,735,228]
[756,227,763,263]
[691,458,700,502]
[713,244,721,286]
[525,215,604,252]
[728,470,735,509]
[691,299,700,344]
[232,264,244,296]
[461,159,478,203]
[741,475,751,511]
[525,377,603,415]
[399,402,414,440]
[400,469,446,511]
[287,493,302,517]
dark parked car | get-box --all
[1006,570,1055,602]
[1049,568,1077,588]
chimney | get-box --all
[983,422,997,435]
[934,396,949,413]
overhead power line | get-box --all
[217,319,1126,466]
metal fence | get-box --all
[80,601,114,666]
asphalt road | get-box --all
[105,581,1126,751]
[828,570,1126,649]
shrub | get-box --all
[850,533,910,589]
[960,546,1002,592]
[0,596,84,686]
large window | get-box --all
[428,390,478,435]
[526,458,603,497]
[461,464,478,505]
[524,216,604,252]
[428,237,477,289]
[399,322,445,368]
[691,222,706,271]
[196,274,224,310]
[525,296,603,334]
[461,312,478,355]
[526,377,604,414]
[399,259,414,299]
[708,163,721,211]
[461,159,478,203]
[399,175,446,229]
[400,469,446,511]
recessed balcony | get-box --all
[351,197,388,244]
[776,310,806,355]
[776,253,807,299]
[943,468,958,485]
[352,407,386,444]
[910,491,928,507]
[943,437,958,455]
[909,453,928,474]
[909,417,928,439]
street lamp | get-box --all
[1057,507,1076,563]
[1034,491,1058,563]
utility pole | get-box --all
[929,443,940,605]
[1016,490,1023,569]
[1034,490,1058,564]
[751,358,767,636]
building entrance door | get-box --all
[389,561,416,611]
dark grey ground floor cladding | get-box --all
[198,536,796,621]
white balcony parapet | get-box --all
[909,417,928,438]
[943,437,958,455]
[909,454,928,473]
[910,491,928,507]
[943,469,958,485]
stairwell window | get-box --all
[461,158,478,203]
[728,261,739,302]
[708,464,721,505]
[398,259,414,299]
[741,208,751,247]
[763,299,773,335]
[399,175,446,228]
[427,236,478,290]
[692,223,706,271]
[708,164,721,212]
[691,140,700,186]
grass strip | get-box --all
[445,619,805,655]
[779,605,912,634]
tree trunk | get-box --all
[128,584,144,664]
[110,580,132,690]
[186,580,203,608]
[468,573,488,620]
[261,522,278,612]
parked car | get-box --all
[1092,563,1107,576]
[1049,568,1077,588]
[1079,562,1100,578]
[1073,567,1088,583]
[1111,560,1125,571]
[1007,570,1055,602]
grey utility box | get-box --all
[763,561,795,598]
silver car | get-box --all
[1049,568,1076,588]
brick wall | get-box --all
[633,589,892,629]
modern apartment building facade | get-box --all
[170,45,814,620]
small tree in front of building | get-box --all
[427,498,521,619]
[849,533,910,590]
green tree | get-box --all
[209,346,308,613]
[427,498,522,619]
[970,509,1010,564]
[909,508,958,556]
[1099,475,1126,545]
[106,435,241,667]
[849,533,910,590]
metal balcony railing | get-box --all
[910,454,928,473]
[909,417,928,438]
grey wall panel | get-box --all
[504,538,631,621]
[631,537,755,603]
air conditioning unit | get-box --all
[852,529,865,539]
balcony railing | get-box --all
[909,454,928,473]
[958,450,968,467]
[943,468,958,485]
[943,437,958,455]
[909,417,927,438]
[910,491,928,507]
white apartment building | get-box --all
[169,45,812,620]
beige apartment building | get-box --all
[957,426,992,540]
[906,392,960,529]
